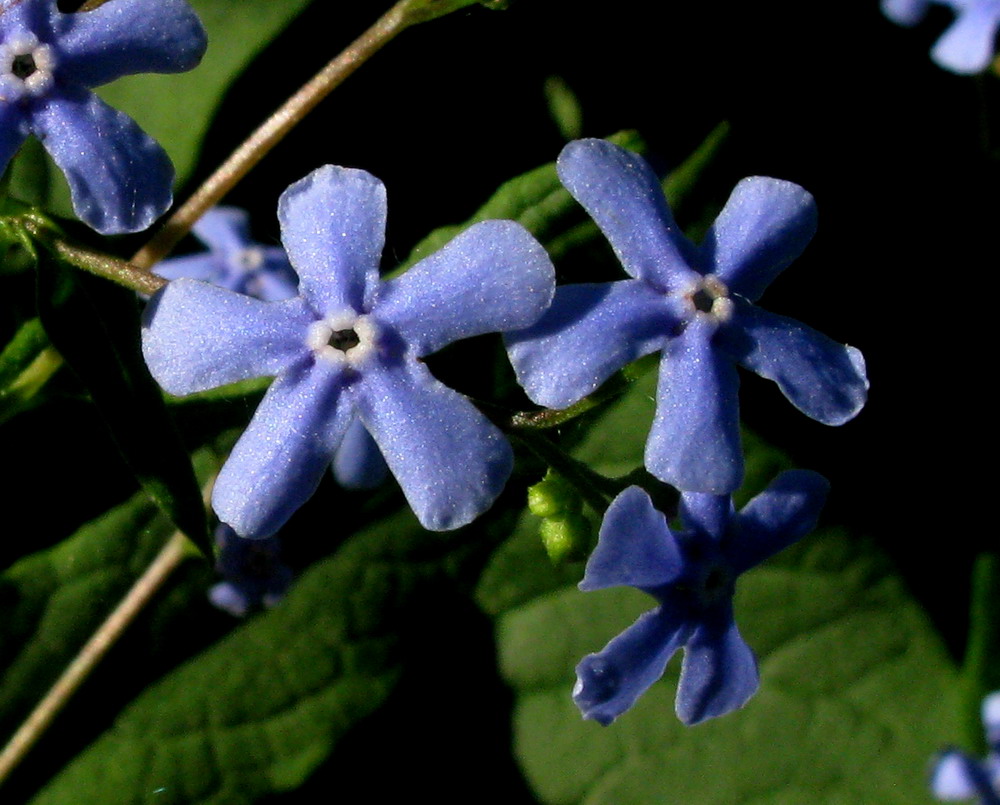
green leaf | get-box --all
[0,319,57,423]
[29,510,487,804]
[35,255,209,555]
[7,0,313,219]
[496,528,961,804]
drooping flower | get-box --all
[0,0,207,233]
[142,164,555,537]
[573,470,828,726]
[154,206,390,489]
[506,139,867,494]
[881,0,1000,74]
[930,692,1000,804]
[208,523,292,618]
[154,207,299,302]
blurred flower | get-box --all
[154,207,299,302]
[931,692,1000,803]
[573,470,828,726]
[208,524,292,618]
[0,0,206,232]
[142,164,555,537]
[506,139,867,494]
[881,0,1000,74]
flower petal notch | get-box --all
[0,0,207,233]
[142,164,555,537]
[506,139,868,494]
[573,470,829,726]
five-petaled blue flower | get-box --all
[142,164,555,537]
[0,0,206,233]
[574,470,828,726]
[930,691,1000,803]
[155,207,299,302]
[506,139,868,494]
[882,0,1000,74]
[208,523,293,618]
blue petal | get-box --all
[243,251,300,303]
[33,87,173,233]
[1,0,51,36]
[679,493,733,541]
[557,139,701,290]
[141,279,314,395]
[676,609,759,725]
[580,486,684,592]
[701,177,817,303]
[213,361,353,538]
[332,416,389,490]
[881,0,931,26]
[728,470,829,575]
[725,304,868,426]
[574,607,691,725]
[505,280,677,409]
[56,0,207,87]
[646,319,743,494]
[192,207,252,254]
[983,691,1000,752]
[152,253,220,283]
[376,220,554,357]
[355,358,512,531]
[0,101,29,179]
[930,750,997,802]
[277,165,385,316]
[208,582,250,618]
[932,2,1000,74]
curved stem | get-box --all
[961,552,1000,752]
[0,530,191,786]
[130,1,417,270]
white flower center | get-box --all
[232,247,265,272]
[0,34,56,99]
[683,275,733,323]
[306,311,379,368]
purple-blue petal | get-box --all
[242,252,300,303]
[646,319,743,494]
[728,470,829,575]
[375,220,554,357]
[725,304,868,426]
[675,610,759,725]
[505,280,677,409]
[0,101,29,178]
[580,486,684,592]
[355,359,512,531]
[192,207,253,254]
[1,0,51,36]
[557,138,701,291]
[141,279,314,395]
[881,0,932,26]
[932,1,1000,73]
[983,691,1000,752]
[213,362,352,539]
[56,0,207,87]
[332,416,389,490]
[930,750,999,803]
[32,87,173,233]
[277,165,384,317]
[574,607,691,725]
[679,493,733,541]
[701,177,817,303]
[152,253,220,284]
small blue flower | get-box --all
[930,692,1000,803]
[882,0,1000,74]
[573,470,828,726]
[0,0,207,233]
[506,139,867,494]
[142,164,555,537]
[208,523,292,618]
[155,207,299,302]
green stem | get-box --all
[960,552,1000,752]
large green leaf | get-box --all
[8,0,313,219]
[29,508,494,804]
[495,528,961,804]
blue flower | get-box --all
[142,164,555,537]
[930,692,1000,804]
[0,0,207,233]
[155,207,299,302]
[208,523,292,618]
[882,0,1000,74]
[506,139,867,494]
[573,470,828,726]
